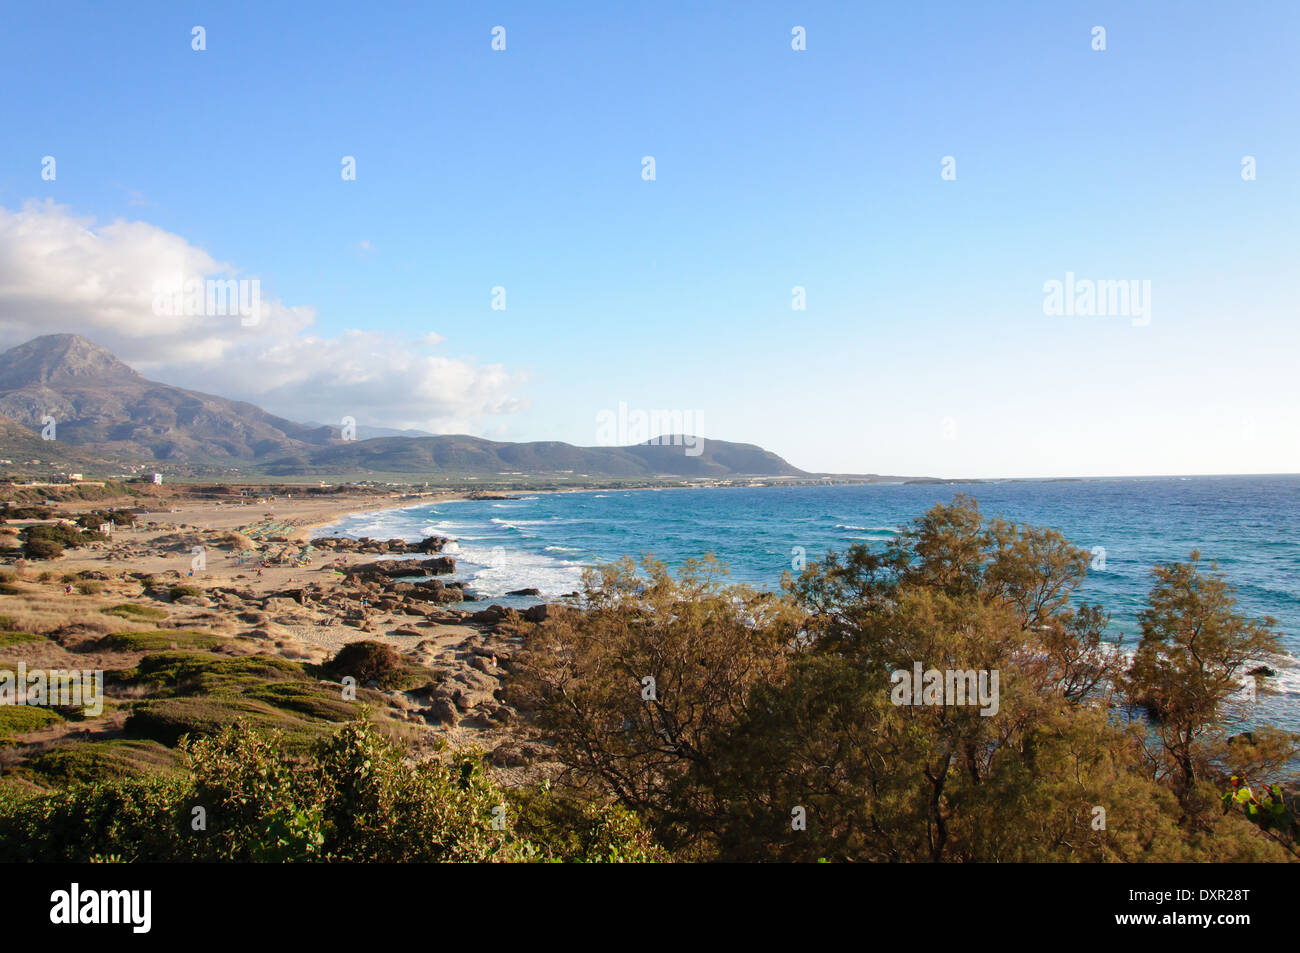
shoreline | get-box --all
[0,486,555,773]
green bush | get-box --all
[0,706,63,744]
[21,539,62,561]
[0,631,41,647]
[0,721,663,862]
[124,695,327,748]
[25,524,101,550]
[0,775,190,862]
[24,739,182,786]
[97,630,226,653]
[101,604,168,622]
[326,640,414,689]
[2,506,52,520]
[74,509,134,531]
[168,585,202,600]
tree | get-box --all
[509,555,800,856]
[1124,552,1296,812]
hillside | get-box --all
[0,335,335,463]
[0,335,813,479]
[260,433,807,478]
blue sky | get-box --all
[1,1,1297,478]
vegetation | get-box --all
[101,603,168,622]
[20,538,62,561]
[0,706,63,744]
[23,739,182,786]
[0,630,41,647]
[325,639,427,690]
[0,495,1293,864]
[72,508,135,531]
[97,630,227,653]
[0,720,659,862]
[18,521,107,560]
[512,496,1299,862]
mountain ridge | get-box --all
[0,334,817,480]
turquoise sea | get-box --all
[318,475,1300,728]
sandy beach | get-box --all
[0,486,551,779]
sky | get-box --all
[0,0,1297,479]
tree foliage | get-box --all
[516,497,1298,862]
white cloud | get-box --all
[0,200,526,430]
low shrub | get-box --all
[325,640,410,689]
[21,539,61,561]
[0,706,63,744]
[23,739,182,786]
[101,604,168,622]
[96,630,227,653]
[0,631,41,648]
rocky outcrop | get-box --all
[313,535,447,555]
[343,555,455,582]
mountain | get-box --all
[0,413,108,470]
[0,335,335,462]
[261,433,806,478]
[303,422,438,441]
[0,334,141,389]
[0,414,59,462]
[0,335,813,480]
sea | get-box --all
[316,475,1300,730]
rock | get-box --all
[420,556,456,575]
[1248,665,1278,678]
[444,672,497,711]
[506,588,541,597]
[425,697,459,725]
[469,606,504,625]
[490,741,536,767]
[314,534,447,555]
[345,555,456,581]
[523,603,574,623]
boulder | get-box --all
[469,606,505,625]
[523,603,574,623]
[425,697,459,725]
